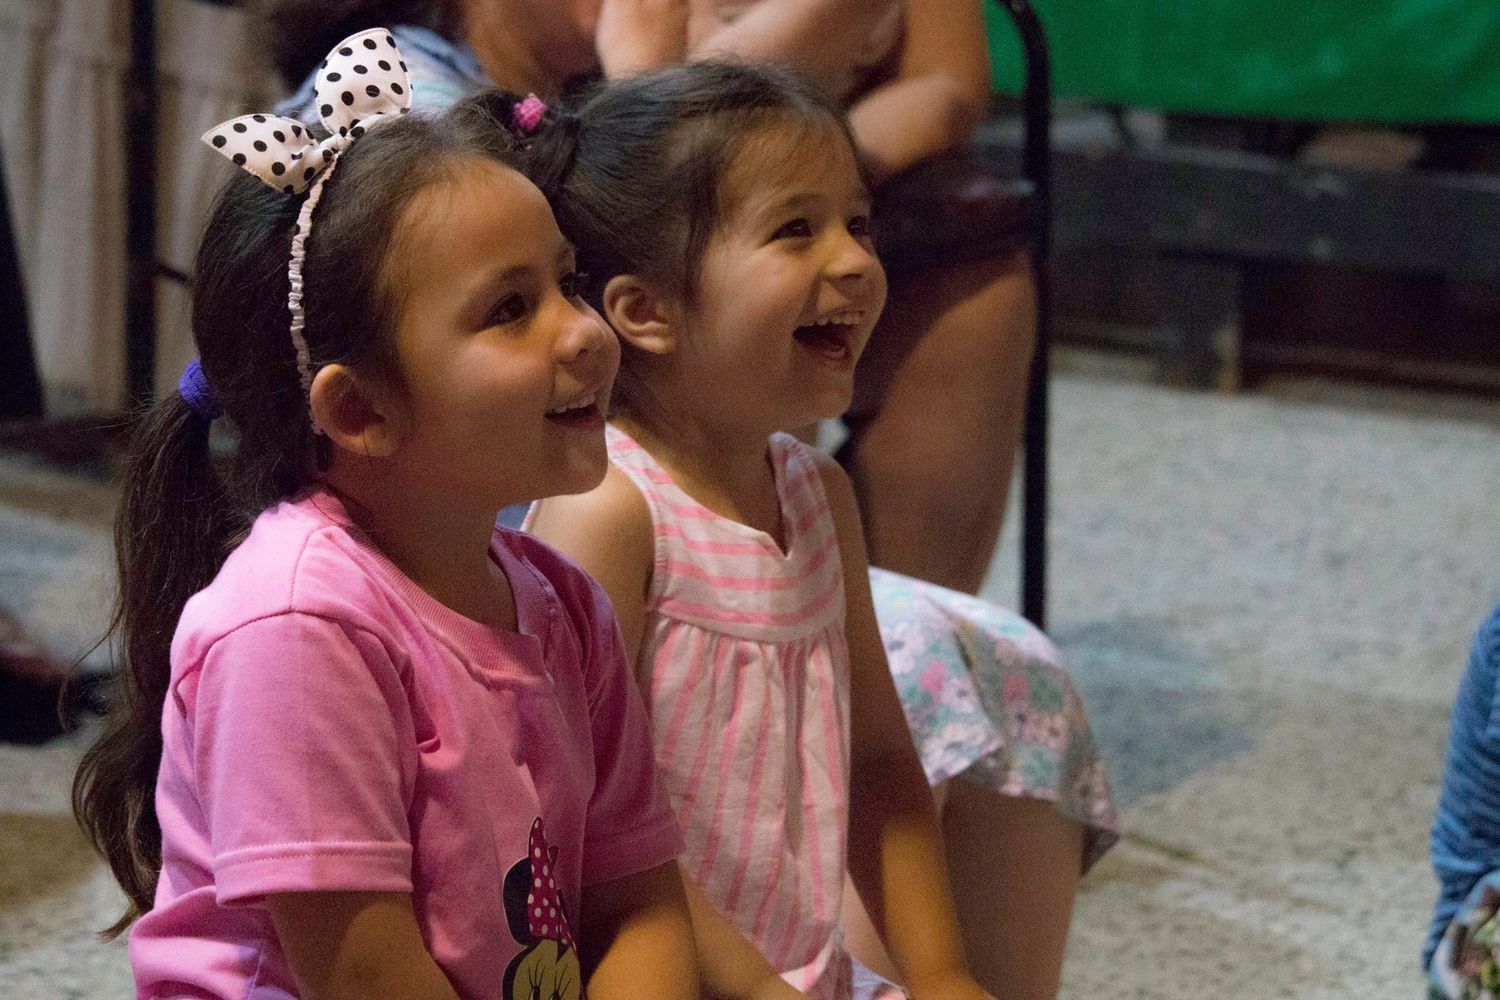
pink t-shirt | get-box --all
[129,490,682,999]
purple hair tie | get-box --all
[512,94,547,135]
[178,359,223,421]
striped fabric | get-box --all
[608,424,856,999]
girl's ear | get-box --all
[602,275,679,355]
[309,364,402,458]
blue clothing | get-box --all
[275,25,487,121]
[1428,602,1500,969]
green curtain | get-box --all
[986,0,1500,123]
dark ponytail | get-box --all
[74,92,530,934]
[73,396,236,935]
[524,108,583,202]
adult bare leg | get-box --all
[842,251,1036,594]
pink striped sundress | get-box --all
[607,424,857,1000]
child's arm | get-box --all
[529,469,808,1000]
[813,453,994,1000]
[582,860,802,1000]
[681,874,810,1000]
[580,860,701,998]
[845,0,992,185]
[268,891,462,1000]
[189,617,459,999]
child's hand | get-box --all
[905,969,996,1000]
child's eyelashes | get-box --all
[559,271,589,300]
[484,272,589,328]
[771,216,875,242]
[486,292,530,327]
[773,218,813,240]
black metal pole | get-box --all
[993,0,1052,628]
[0,151,44,420]
[124,0,158,408]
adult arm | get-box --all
[597,0,692,78]
[687,0,992,185]
[846,0,991,184]
[687,0,894,94]
[813,452,993,1000]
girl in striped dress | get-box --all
[526,61,1114,1000]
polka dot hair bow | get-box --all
[202,27,412,195]
[198,27,412,415]
[526,818,574,950]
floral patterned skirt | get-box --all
[869,567,1120,870]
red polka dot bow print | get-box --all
[201,27,413,194]
[526,817,575,949]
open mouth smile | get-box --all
[545,389,606,430]
[793,309,866,365]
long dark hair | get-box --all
[249,0,463,86]
[73,91,529,936]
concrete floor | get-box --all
[3,358,1498,997]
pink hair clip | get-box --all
[512,93,547,136]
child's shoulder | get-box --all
[525,464,655,581]
[497,525,617,610]
[529,460,651,536]
[769,430,840,477]
[769,431,856,517]
[497,525,638,681]
[174,492,405,657]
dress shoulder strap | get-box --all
[605,425,844,639]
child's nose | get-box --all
[828,231,881,287]
[555,303,610,363]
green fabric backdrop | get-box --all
[985,1,1500,124]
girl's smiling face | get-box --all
[680,122,887,435]
[383,158,619,510]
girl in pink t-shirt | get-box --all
[73,30,697,1000]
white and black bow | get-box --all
[202,27,413,194]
